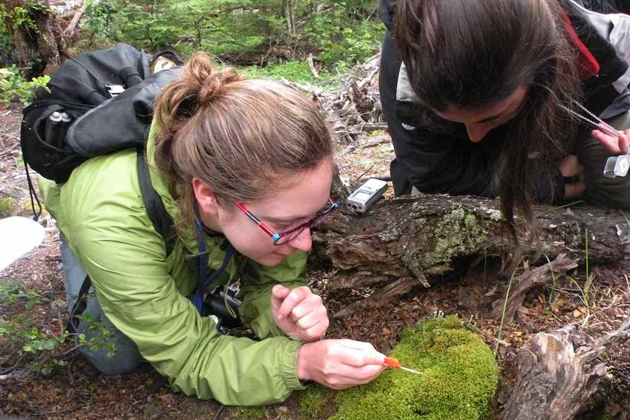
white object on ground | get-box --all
[0,216,46,271]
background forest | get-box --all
[1,0,384,96]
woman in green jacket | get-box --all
[40,53,386,405]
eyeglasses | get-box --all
[235,198,339,245]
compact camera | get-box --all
[603,154,630,178]
[346,178,389,213]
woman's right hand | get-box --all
[296,339,387,389]
[592,127,630,155]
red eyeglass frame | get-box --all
[234,198,339,245]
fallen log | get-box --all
[312,195,630,315]
[501,319,630,420]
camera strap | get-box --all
[190,217,235,313]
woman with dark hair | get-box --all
[379,0,630,237]
[40,53,386,405]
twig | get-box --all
[0,142,20,158]
[353,163,376,185]
[307,53,319,79]
[360,137,390,149]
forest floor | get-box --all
[1,98,629,420]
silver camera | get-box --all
[603,154,630,178]
[346,178,389,213]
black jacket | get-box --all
[379,0,630,200]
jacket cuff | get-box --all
[281,339,307,391]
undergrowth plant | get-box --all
[495,256,526,357]
[0,66,49,107]
[0,279,116,376]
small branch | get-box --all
[63,2,87,36]
[492,254,578,324]
[307,52,319,79]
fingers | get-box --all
[296,309,329,337]
[320,342,387,389]
[325,364,387,390]
[621,130,630,154]
[592,127,630,155]
[276,286,322,322]
[271,284,290,301]
[297,340,388,391]
[337,346,386,367]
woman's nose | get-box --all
[465,123,492,143]
[288,227,312,252]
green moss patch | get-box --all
[331,316,498,420]
[299,384,334,419]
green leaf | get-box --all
[43,339,57,350]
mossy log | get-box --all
[311,195,630,315]
[501,319,630,420]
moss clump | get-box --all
[331,316,498,420]
[0,196,15,217]
[299,384,334,419]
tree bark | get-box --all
[501,319,630,420]
[312,195,630,315]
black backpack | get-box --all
[21,43,183,183]
[21,43,183,240]
[20,43,185,332]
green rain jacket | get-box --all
[39,123,308,405]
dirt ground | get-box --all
[1,103,629,420]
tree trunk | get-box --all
[312,195,630,315]
[3,0,67,77]
[501,319,630,420]
[282,0,296,34]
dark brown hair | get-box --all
[153,52,334,225]
[394,0,582,254]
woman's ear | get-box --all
[192,178,220,216]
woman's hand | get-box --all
[558,154,585,199]
[297,339,387,389]
[271,285,329,342]
[592,126,630,155]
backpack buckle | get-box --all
[105,84,125,98]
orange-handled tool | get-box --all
[383,357,422,375]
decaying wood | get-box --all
[312,195,630,316]
[335,276,427,319]
[491,254,578,323]
[501,319,630,420]
[63,2,87,37]
[284,53,384,145]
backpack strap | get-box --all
[66,275,92,334]
[65,148,176,333]
[136,147,176,257]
